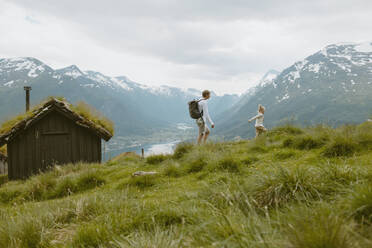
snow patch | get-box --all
[81,84,95,88]
[64,70,83,79]
[278,93,290,103]
[1,58,46,77]
[308,63,323,73]
[139,85,172,96]
[111,77,132,91]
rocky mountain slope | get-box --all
[0,57,239,135]
[217,42,372,138]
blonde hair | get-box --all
[258,104,265,113]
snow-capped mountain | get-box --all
[217,41,372,138]
[258,69,280,87]
[0,57,239,135]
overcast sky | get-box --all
[1,0,371,94]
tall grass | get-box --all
[146,154,170,165]
[349,183,372,223]
[0,123,371,247]
[250,166,322,208]
[0,165,105,204]
[285,205,357,248]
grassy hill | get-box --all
[0,123,372,247]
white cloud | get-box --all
[1,0,372,94]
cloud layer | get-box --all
[1,0,371,94]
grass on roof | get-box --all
[0,145,6,156]
[0,97,114,137]
[71,101,114,135]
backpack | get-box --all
[188,99,203,119]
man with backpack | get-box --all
[188,90,215,144]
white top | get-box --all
[198,99,214,126]
[249,112,264,127]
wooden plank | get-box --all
[97,137,100,162]
[35,127,41,174]
[30,127,36,176]
[15,138,20,179]
[25,130,30,177]
[98,138,102,163]
[18,136,24,178]
[80,128,85,162]
[8,142,13,179]
[70,124,76,162]
[72,124,78,163]
[42,131,69,135]
[87,133,92,162]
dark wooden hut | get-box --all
[0,98,113,180]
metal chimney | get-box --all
[24,86,32,112]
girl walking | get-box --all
[248,104,267,138]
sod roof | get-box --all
[0,97,114,146]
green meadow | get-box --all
[0,123,372,248]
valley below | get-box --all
[105,123,196,159]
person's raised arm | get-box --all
[248,113,262,122]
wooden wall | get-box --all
[8,110,101,179]
[0,160,6,175]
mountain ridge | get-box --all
[0,57,239,136]
[216,41,372,138]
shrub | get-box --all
[283,136,325,150]
[72,223,109,248]
[323,137,358,157]
[153,209,185,227]
[355,122,372,149]
[128,175,159,189]
[146,154,169,165]
[0,218,51,248]
[322,163,360,187]
[282,137,294,148]
[241,156,259,165]
[18,220,49,248]
[28,173,57,200]
[349,183,372,223]
[252,166,321,208]
[217,156,241,173]
[186,157,207,173]
[293,135,325,150]
[173,143,193,159]
[52,177,77,198]
[286,206,354,248]
[163,163,183,177]
[274,151,296,160]
[76,171,105,191]
[112,227,184,248]
[0,188,22,204]
[248,145,268,153]
[271,125,304,135]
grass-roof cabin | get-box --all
[0,98,114,180]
